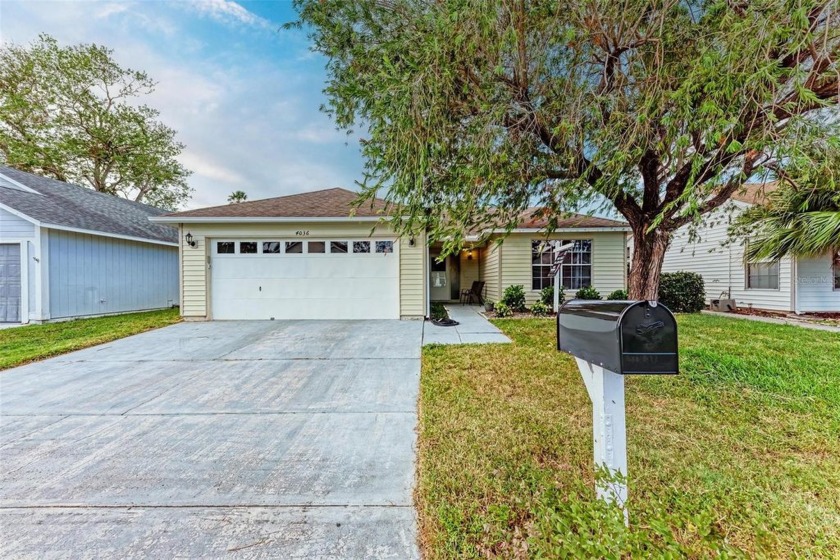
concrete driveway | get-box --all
[0,320,422,558]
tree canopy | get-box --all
[228,190,248,204]
[730,139,840,261]
[293,0,840,298]
[0,34,192,210]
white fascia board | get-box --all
[494,227,631,234]
[0,202,40,225]
[0,173,40,194]
[149,216,387,224]
[42,223,179,247]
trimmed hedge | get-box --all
[658,271,705,313]
[606,289,628,300]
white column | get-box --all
[553,270,561,312]
[575,357,628,521]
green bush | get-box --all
[658,271,705,313]
[606,289,629,300]
[539,285,565,306]
[574,285,601,300]
[494,301,513,318]
[502,284,527,311]
[531,301,550,316]
[430,302,448,321]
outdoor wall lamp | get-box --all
[467,249,474,260]
[408,237,416,247]
[185,232,196,248]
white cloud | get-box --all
[184,0,273,30]
[0,0,365,210]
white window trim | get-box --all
[531,238,593,292]
[745,261,781,291]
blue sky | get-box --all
[0,0,364,209]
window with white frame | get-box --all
[746,261,779,289]
[834,251,840,290]
[532,239,592,290]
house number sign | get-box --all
[295,230,310,236]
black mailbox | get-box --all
[557,300,678,375]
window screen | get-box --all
[747,262,780,289]
[532,239,592,290]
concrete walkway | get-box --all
[423,305,511,345]
[0,320,422,558]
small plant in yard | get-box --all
[430,302,448,321]
[540,285,564,306]
[501,284,527,311]
[607,289,629,300]
[574,285,601,300]
[493,301,512,318]
[659,271,705,313]
[530,301,550,316]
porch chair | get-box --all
[460,281,485,305]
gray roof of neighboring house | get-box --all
[0,166,178,244]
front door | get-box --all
[0,244,22,323]
[430,253,449,301]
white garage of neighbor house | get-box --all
[152,188,630,321]
[0,167,179,324]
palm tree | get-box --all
[227,190,247,204]
[732,183,840,262]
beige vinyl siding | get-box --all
[480,241,502,303]
[176,221,426,319]
[662,202,794,311]
[499,232,627,304]
[399,232,426,318]
[459,249,480,292]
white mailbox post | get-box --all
[557,300,679,523]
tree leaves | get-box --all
[0,34,192,210]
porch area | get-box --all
[422,305,510,346]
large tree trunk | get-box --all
[628,226,672,300]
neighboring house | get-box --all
[661,183,840,313]
[151,188,630,321]
[0,166,179,324]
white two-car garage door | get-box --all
[210,238,399,320]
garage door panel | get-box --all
[213,277,397,301]
[210,241,400,320]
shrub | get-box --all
[606,289,629,300]
[574,285,601,300]
[539,285,565,306]
[494,301,512,318]
[502,284,527,311]
[531,301,550,316]
[658,271,705,313]
[430,302,448,321]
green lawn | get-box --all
[418,314,840,558]
[0,308,181,370]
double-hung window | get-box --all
[532,239,592,290]
[746,261,780,289]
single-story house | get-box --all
[661,183,840,313]
[0,166,179,324]
[151,188,630,320]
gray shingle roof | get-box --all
[0,166,177,244]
